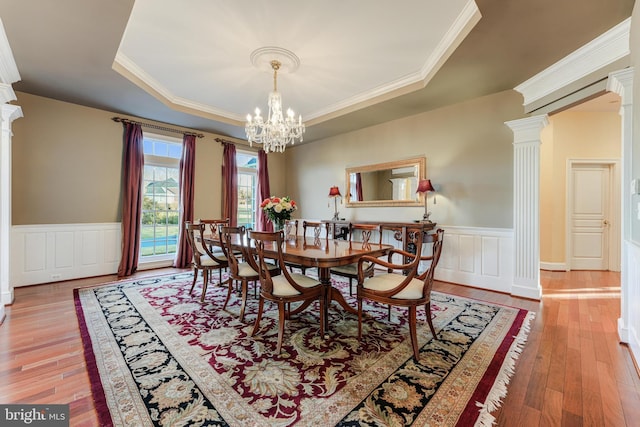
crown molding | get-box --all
[0,19,20,85]
[0,83,16,104]
[306,0,481,121]
[113,52,244,125]
[514,18,630,107]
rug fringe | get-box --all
[474,311,536,427]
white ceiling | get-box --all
[114,0,479,126]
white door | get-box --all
[570,163,610,270]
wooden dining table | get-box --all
[204,233,393,319]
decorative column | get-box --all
[607,67,634,344]
[505,115,549,300]
[0,85,21,321]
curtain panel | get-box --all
[174,134,196,268]
[117,123,144,277]
[222,143,238,226]
[257,150,272,231]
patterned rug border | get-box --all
[74,272,535,427]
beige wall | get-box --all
[11,92,287,225]
[539,110,621,264]
[284,90,524,227]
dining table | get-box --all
[204,233,393,326]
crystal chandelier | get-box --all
[245,59,305,153]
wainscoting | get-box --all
[624,240,640,367]
[9,222,515,296]
[431,226,514,294]
[11,223,121,286]
[301,221,515,295]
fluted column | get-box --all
[505,115,549,300]
[0,92,22,312]
[607,67,633,343]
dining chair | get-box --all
[356,228,444,360]
[282,219,304,273]
[330,223,382,296]
[219,226,281,322]
[199,218,241,259]
[184,221,231,302]
[249,230,326,354]
[297,221,330,274]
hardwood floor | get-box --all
[1,269,638,426]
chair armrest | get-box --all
[386,248,418,263]
[357,255,416,283]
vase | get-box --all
[273,219,285,232]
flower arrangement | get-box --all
[260,196,297,230]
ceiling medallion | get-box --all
[245,47,305,153]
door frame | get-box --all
[565,158,621,271]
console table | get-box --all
[322,220,437,255]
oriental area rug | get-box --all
[74,272,534,427]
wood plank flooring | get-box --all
[0,269,638,426]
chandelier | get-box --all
[245,59,305,153]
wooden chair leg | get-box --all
[276,301,286,354]
[189,267,198,295]
[200,270,209,302]
[319,293,325,337]
[239,280,248,322]
[408,306,419,360]
[357,297,363,339]
[425,301,436,338]
[251,297,265,337]
[222,278,234,311]
[349,277,353,296]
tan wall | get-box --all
[11,92,287,225]
[284,90,524,227]
[539,110,621,264]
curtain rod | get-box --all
[112,117,204,138]
[215,137,237,145]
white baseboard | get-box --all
[11,223,121,286]
[540,262,568,271]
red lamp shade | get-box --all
[328,186,342,197]
[416,179,435,194]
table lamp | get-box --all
[416,179,435,223]
[328,186,342,220]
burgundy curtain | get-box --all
[256,149,272,231]
[174,134,196,268]
[356,172,364,201]
[222,142,238,226]
[117,123,144,277]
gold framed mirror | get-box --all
[345,156,426,207]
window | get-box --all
[141,133,182,260]
[237,151,258,229]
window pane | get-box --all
[168,144,182,159]
[140,135,181,260]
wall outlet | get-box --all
[51,274,61,280]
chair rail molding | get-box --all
[11,223,121,287]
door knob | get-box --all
[604,220,610,225]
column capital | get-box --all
[1,103,22,127]
[505,115,549,144]
[607,67,634,106]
